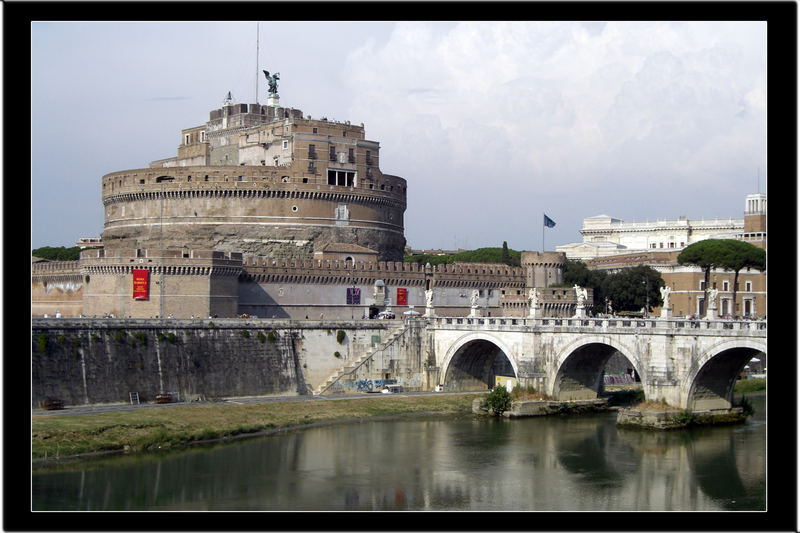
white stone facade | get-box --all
[557,214,744,261]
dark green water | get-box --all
[32,396,765,511]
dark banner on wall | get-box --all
[346,287,361,305]
[133,269,150,300]
[397,288,408,306]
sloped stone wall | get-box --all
[31,319,400,407]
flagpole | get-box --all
[542,213,545,253]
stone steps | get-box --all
[314,326,406,395]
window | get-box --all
[308,144,316,159]
[329,145,336,161]
[348,148,355,163]
[745,281,752,292]
[184,134,191,145]
[312,127,318,134]
[699,280,705,290]
[722,280,729,291]
[327,169,355,187]
[282,140,288,149]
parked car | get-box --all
[377,311,396,319]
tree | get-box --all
[32,246,82,261]
[677,239,732,315]
[717,240,766,317]
[501,241,511,266]
[601,265,664,314]
[563,260,609,314]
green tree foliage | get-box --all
[501,241,511,266]
[601,265,664,313]
[404,247,521,267]
[716,240,766,317]
[32,246,82,261]
[677,239,746,312]
[482,384,512,416]
[564,261,664,314]
[562,260,608,314]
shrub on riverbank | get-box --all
[482,386,511,416]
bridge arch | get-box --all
[551,336,643,401]
[683,338,766,410]
[441,332,518,391]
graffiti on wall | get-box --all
[349,378,398,392]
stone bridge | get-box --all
[426,316,766,410]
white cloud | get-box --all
[31,20,767,252]
[339,21,766,249]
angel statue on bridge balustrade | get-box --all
[528,287,539,309]
[659,285,671,308]
[573,285,587,306]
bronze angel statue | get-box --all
[263,70,280,94]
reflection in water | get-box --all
[32,396,765,511]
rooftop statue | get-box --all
[263,70,280,95]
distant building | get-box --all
[573,193,767,318]
[557,193,766,261]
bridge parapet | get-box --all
[426,316,766,335]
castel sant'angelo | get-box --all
[32,72,573,320]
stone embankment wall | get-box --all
[31,318,406,407]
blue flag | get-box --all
[544,214,556,228]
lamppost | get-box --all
[642,276,649,318]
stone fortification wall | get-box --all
[31,318,401,407]
[239,258,526,319]
[100,166,407,261]
[79,248,242,319]
[32,261,84,317]
[521,251,566,288]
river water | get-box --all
[32,395,765,512]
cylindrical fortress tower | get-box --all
[100,167,406,261]
[520,251,566,288]
[100,97,407,261]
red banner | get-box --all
[133,269,150,300]
[397,288,407,306]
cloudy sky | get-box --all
[31,19,767,253]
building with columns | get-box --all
[573,193,767,318]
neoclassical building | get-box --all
[557,193,766,261]
[566,193,767,318]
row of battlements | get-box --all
[64,249,525,278]
[242,255,525,276]
[32,260,82,274]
